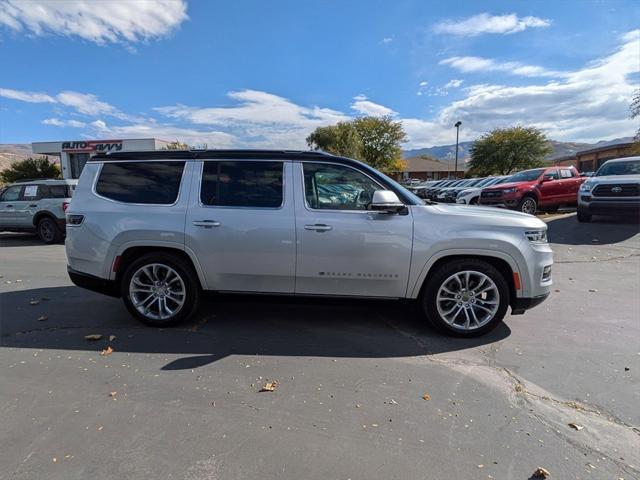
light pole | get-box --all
[454,121,462,178]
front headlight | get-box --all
[525,230,548,244]
[580,183,592,192]
[503,187,518,194]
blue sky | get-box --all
[1,0,639,148]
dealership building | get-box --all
[32,138,171,179]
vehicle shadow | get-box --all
[0,233,46,247]
[0,286,510,370]
[546,212,640,246]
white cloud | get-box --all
[440,56,563,77]
[439,30,640,143]
[444,79,463,89]
[0,0,188,45]
[42,118,86,128]
[0,87,55,103]
[89,119,236,148]
[381,37,393,44]
[350,94,396,116]
[434,13,550,37]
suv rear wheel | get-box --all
[422,258,509,337]
[37,217,63,244]
[121,252,200,327]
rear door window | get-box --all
[560,169,575,178]
[200,161,283,208]
[38,185,69,199]
[96,161,185,204]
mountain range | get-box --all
[403,137,634,165]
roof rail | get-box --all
[13,177,61,183]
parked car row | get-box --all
[405,158,640,218]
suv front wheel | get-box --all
[121,252,200,327]
[423,258,509,337]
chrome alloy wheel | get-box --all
[129,263,186,321]
[435,270,500,331]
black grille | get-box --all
[592,184,639,197]
[481,190,502,198]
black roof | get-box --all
[89,149,337,162]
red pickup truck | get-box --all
[479,166,585,214]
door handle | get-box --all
[304,224,333,232]
[29,204,38,207]
[193,220,221,228]
[6,204,13,208]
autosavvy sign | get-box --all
[62,140,123,153]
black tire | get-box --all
[422,258,510,337]
[469,197,479,205]
[121,252,200,327]
[577,208,592,223]
[37,217,63,244]
[518,195,538,215]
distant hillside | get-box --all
[0,144,57,172]
[403,137,634,164]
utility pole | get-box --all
[454,121,462,178]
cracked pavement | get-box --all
[1,212,639,480]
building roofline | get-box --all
[576,142,634,156]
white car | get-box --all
[65,150,553,337]
[577,156,640,222]
[456,176,511,205]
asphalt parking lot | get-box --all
[1,213,639,480]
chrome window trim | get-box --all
[297,160,394,214]
[196,160,286,211]
[92,160,187,207]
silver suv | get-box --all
[0,178,77,243]
[65,150,553,337]
[577,156,640,222]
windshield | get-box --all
[596,160,640,176]
[508,168,545,182]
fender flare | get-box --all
[111,240,209,290]
[408,248,523,299]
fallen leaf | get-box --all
[109,335,116,341]
[84,334,103,341]
[260,380,278,392]
[477,464,484,468]
[422,393,431,401]
[568,423,584,431]
[389,399,398,405]
[589,289,598,292]
[52,457,57,463]
[97,426,103,431]
[532,467,550,479]
[100,346,113,356]
[37,315,48,321]
[29,299,40,305]
[624,367,630,371]
[109,391,118,397]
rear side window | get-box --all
[560,169,575,178]
[200,161,283,208]
[39,185,69,199]
[96,162,185,204]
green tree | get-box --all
[468,126,551,176]
[306,116,407,174]
[305,121,362,159]
[0,157,61,183]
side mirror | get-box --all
[541,175,554,183]
[368,190,406,214]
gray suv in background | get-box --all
[65,149,553,337]
[0,178,77,243]
[577,156,640,222]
